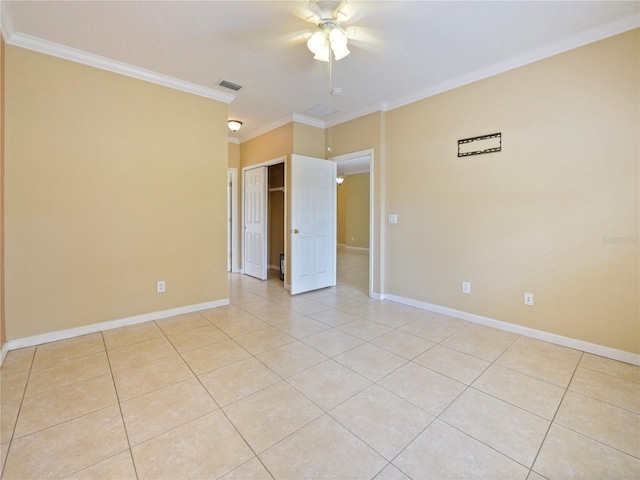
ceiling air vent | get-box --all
[218,80,243,91]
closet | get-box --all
[267,163,285,280]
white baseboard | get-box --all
[345,246,370,252]
[385,293,640,366]
[4,298,230,352]
[370,292,385,300]
[0,342,8,366]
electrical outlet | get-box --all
[524,292,534,306]
[157,280,166,293]
[462,281,471,294]
[388,214,398,224]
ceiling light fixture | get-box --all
[307,1,350,62]
[228,120,243,132]
[336,177,344,185]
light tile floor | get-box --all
[1,250,639,479]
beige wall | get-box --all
[343,173,370,249]
[240,123,293,168]
[4,46,229,340]
[385,30,639,354]
[1,37,5,348]
[228,142,240,169]
[293,123,325,158]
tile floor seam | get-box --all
[213,400,281,479]
[221,390,323,457]
[484,359,576,390]
[435,415,536,472]
[281,360,369,413]
[0,347,35,480]
[564,386,640,416]
[421,355,541,472]
[527,350,584,473]
[9,373,121,442]
[577,364,640,384]
[101,331,141,480]
[550,421,640,461]
[324,385,438,471]
[464,385,558,423]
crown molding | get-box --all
[237,113,326,143]
[2,23,235,104]
[384,13,640,114]
[326,102,385,128]
[1,0,16,42]
[238,114,294,143]
[292,113,326,129]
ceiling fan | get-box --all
[304,0,355,61]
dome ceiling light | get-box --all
[306,0,351,62]
[228,120,243,132]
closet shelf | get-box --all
[268,187,285,193]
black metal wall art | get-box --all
[458,132,501,157]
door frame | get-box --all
[241,156,287,280]
[227,168,239,273]
[330,149,375,299]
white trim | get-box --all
[4,299,229,351]
[345,246,369,252]
[385,293,640,366]
[292,113,326,129]
[326,102,385,129]
[0,343,9,367]
[227,168,239,273]
[227,137,240,145]
[4,31,234,104]
[238,113,326,144]
[0,1,16,41]
[242,156,288,282]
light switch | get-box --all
[389,214,398,224]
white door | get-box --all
[290,154,337,294]
[244,166,267,280]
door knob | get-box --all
[293,229,300,234]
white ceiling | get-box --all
[2,1,638,143]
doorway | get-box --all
[243,155,337,295]
[331,149,373,298]
[243,159,286,281]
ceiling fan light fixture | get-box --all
[306,1,351,62]
[328,27,347,47]
[314,44,331,62]
[331,42,350,60]
[228,120,243,132]
[307,29,327,55]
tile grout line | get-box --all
[169,317,280,480]
[101,330,141,480]
[527,350,584,476]
[0,345,37,480]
